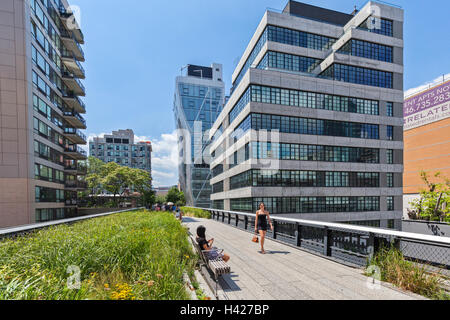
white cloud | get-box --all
[144,131,179,187]
[405,73,450,98]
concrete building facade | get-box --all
[0,0,87,227]
[209,1,404,229]
[174,64,225,208]
[89,129,152,174]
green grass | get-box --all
[0,210,196,300]
[367,246,449,300]
[181,207,211,219]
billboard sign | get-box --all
[404,80,450,130]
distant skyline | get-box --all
[73,0,450,186]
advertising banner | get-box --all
[404,80,450,130]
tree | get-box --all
[409,171,450,222]
[166,187,181,204]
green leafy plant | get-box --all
[408,171,450,223]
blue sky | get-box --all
[72,0,450,186]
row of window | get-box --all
[212,181,224,194]
[212,200,225,210]
[34,163,65,184]
[321,64,393,89]
[34,140,64,166]
[229,170,381,190]
[35,186,65,203]
[232,25,337,91]
[359,17,394,37]
[33,117,65,148]
[257,51,322,74]
[229,84,384,125]
[33,94,64,129]
[233,113,380,143]
[29,3,64,72]
[32,70,65,112]
[36,208,77,223]
[338,39,393,63]
[230,197,380,214]
[247,142,382,164]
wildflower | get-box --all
[156,274,163,279]
[147,280,155,287]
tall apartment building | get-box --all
[403,77,450,217]
[0,0,87,227]
[174,64,225,207]
[209,1,404,229]
[89,129,152,173]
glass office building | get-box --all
[209,1,404,229]
[174,64,225,207]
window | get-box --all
[386,102,394,117]
[387,173,394,188]
[387,149,394,164]
[321,64,393,89]
[387,126,394,140]
[387,197,394,211]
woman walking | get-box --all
[254,203,273,254]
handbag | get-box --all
[252,232,259,243]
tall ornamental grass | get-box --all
[368,246,449,300]
[0,210,195,300]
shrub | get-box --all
[181,207,211,219]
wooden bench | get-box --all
[189,234,231,297]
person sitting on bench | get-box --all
[196,225,230,262]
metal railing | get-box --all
[193,208,450,268]
[64,144,87,156]
[63,109,87,126]
[0,208,144,239]
[64,127,87,142]
[62,91,87,112]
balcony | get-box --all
[62,91,86,114]
[61,51,85,79]
[64,127,87,145]
[65,180,88,190]
[63,109,86,129]
[62,71,85,96]
[65,145,87,160]
[59,27,85,62]
[64,163,87,175]
[58,5,85,44]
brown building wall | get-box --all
[0,0,35,228]
[404,117,450,194]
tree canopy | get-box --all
[84,157,154,207]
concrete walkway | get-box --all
[184,217,425,300]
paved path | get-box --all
[184,217,425,300]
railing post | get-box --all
[235,214,239,227]
[272,220,277,239]
[324,227,332,257]
[295,223,302,247]
[228,213,231,224]
[222,212,225,223]
[244,216,248,230]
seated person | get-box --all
[196,225,230,262]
